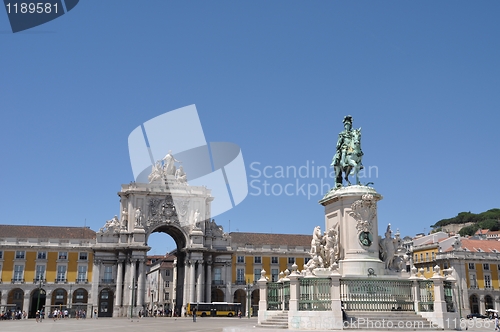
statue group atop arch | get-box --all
[331,115,364,189]
[148,150,187,184]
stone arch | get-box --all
[29,288,46,318]
[211,288,224,302]
[72,288,88,314]
[146,223,189,309]
[233,289,245,306]
[485,294,494,311]
[7,288,24,311]
[251,289,259,316]
[98,288,114,317]
[470,294,479,314]
[51,288,67,306]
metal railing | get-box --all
[101,278,114,284]
[212,280,224,285]
[267,282,284,310]
[299,278,331,311]
[418,280,434,312]
[340,278,414,311]
[444,281,455,312]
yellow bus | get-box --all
[187,302,242,317]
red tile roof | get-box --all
[455,238,500,253]
[0,225,95,239]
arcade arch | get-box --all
[7,288,24,311]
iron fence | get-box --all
[299,278,331,311]
[340,278,414,311]
[418,280,434,312]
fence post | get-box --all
[288,267,301,313]
[257,269,268,325]
[430,265,447,329]
[330,269,343,330]
[409,266,420,313]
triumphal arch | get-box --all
[94,163,231,317]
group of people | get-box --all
[1,309,26,320]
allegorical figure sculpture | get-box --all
[163,150,182,176]
[331,115,364,188]
[175,165,187,184]
[304,224,340,274]
[135,207,142,227]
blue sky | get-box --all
[1,1,499,254]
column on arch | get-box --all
[115,259,124,308]
[189,260,196,303]
[196,260,204,303]
[123,259,132,306]
[182,258,189,311]
[206,256,212,302]
[91,259,101,308]
[137,258,145,307]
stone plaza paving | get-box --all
[0,316,496,332]
[0,316,258,332]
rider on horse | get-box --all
[331,115,364,188]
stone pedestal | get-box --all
[319,185,384,277]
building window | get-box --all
[79,252,88,261]
[164,292,170,301]
[444,262,449,269]
[15,251,25,259]
[58,252,68,260]
[57,265,67,282]
[13,264,24,282]
[165,281,170,288]
[214,267,222,285]
[55,289,65,300]
[272,269,279,282]
[37,251,47,260]
[77,265,87,282]
[35,265,45,282]
[103,266,113,282]
[431,252,435,260]
[483,263,490,271]
[254,268,261,282]
[470,273,477,288]
[414,254,418,263]
[271,257,278,264]
[304,257,310,264]
[468,263,475,270]
[237,256,244,263]
[426,265,430,272]
[288,257,295,264]
[485,275,492,289]
[0,251,3,259]
[165,270,170,277]
[254,256,262,264]
[236,268,245,284]
[420,253,423,262]
[75,289,85,301]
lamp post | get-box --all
[129,279,137,321]
[36,278,45,312]
[246,280,252,319]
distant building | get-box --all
[0,225,95,317]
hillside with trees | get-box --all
[431,208,500,237]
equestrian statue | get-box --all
[331,115,364,188]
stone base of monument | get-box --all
[320,185,384,277]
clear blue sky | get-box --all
[1,1,499,254]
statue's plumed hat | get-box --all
[343,115,353,124]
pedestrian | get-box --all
[94,309,98,319]
[192,307,197,322]
[495,314,499,331]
